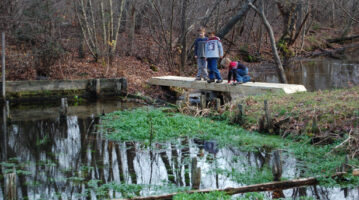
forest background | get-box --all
[0,0,358,95]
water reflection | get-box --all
[0,102,358,199]
[253,58,359,91]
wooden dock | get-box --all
[148,76,306,96]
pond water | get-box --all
[252,58,359,92]
[1,101,358,199]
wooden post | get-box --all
[96,79,101,97]
[176,100,184,109]
[2,32,5,101]
[191,157,201,190]
[312,115,320,134]
[264,100,272,130]
[2,103,7,161]
[215,98,221,112]
[184,92,189,104]
[200,94,206,109]
[6,100,9,118]
[272,150,282,181]
[60,98,68,121]
[5,168,17,200]
[237,104,245,124]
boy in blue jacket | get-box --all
[205,32,223,83]
[194,27,208,81]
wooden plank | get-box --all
[148,76,307,95]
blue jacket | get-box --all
[194,37,208,57]
[205,37,223,58]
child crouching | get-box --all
[221,58,251,84]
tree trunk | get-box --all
[110,0,126,56]
[200,0,222,27]
[180,0,188,75]
[300,0,310,52]
[331,0,336,27]
[256,23,263,54]
[341,0,358,38]
[249,0,287,83]
[215,5,220,32]
[127,2,136,56]
[135,5,147,33]
[217,0,255,38]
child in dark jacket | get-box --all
[221,58,251,84]
[194,27,208,81]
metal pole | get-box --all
[2,32,5,100]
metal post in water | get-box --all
[2,32,5,101]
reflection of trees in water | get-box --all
[253,59,359,91]
[287,60,359,91]
[1,116,358,199]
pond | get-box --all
[252,58,359,92]
[1,101,358,199]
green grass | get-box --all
[100,107,359,186]
[174,191,231,200]
[100,108,286,150]
[231,87,359,139]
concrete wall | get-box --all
[0,78,127,102]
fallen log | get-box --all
[310,43,359,58]
[115,172,346,200]
[327,34,359,43]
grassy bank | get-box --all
[221,86,359,158]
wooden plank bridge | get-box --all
[148,76,306,97]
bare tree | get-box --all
[341,0,358,37]
[147,0,183,71]
[249,0,288,83]
[74,0,126,62]
[180,0,189,75]
[127,0,137,56]
[217,0,255,38]
[275,0,310,60]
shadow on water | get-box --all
[252,58,359,92]
[1,101,359,199]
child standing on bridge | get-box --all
[205,32,223,83]
[194,27,208,81]
[221,58,251,84]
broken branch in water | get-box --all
[115,172,346,200]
